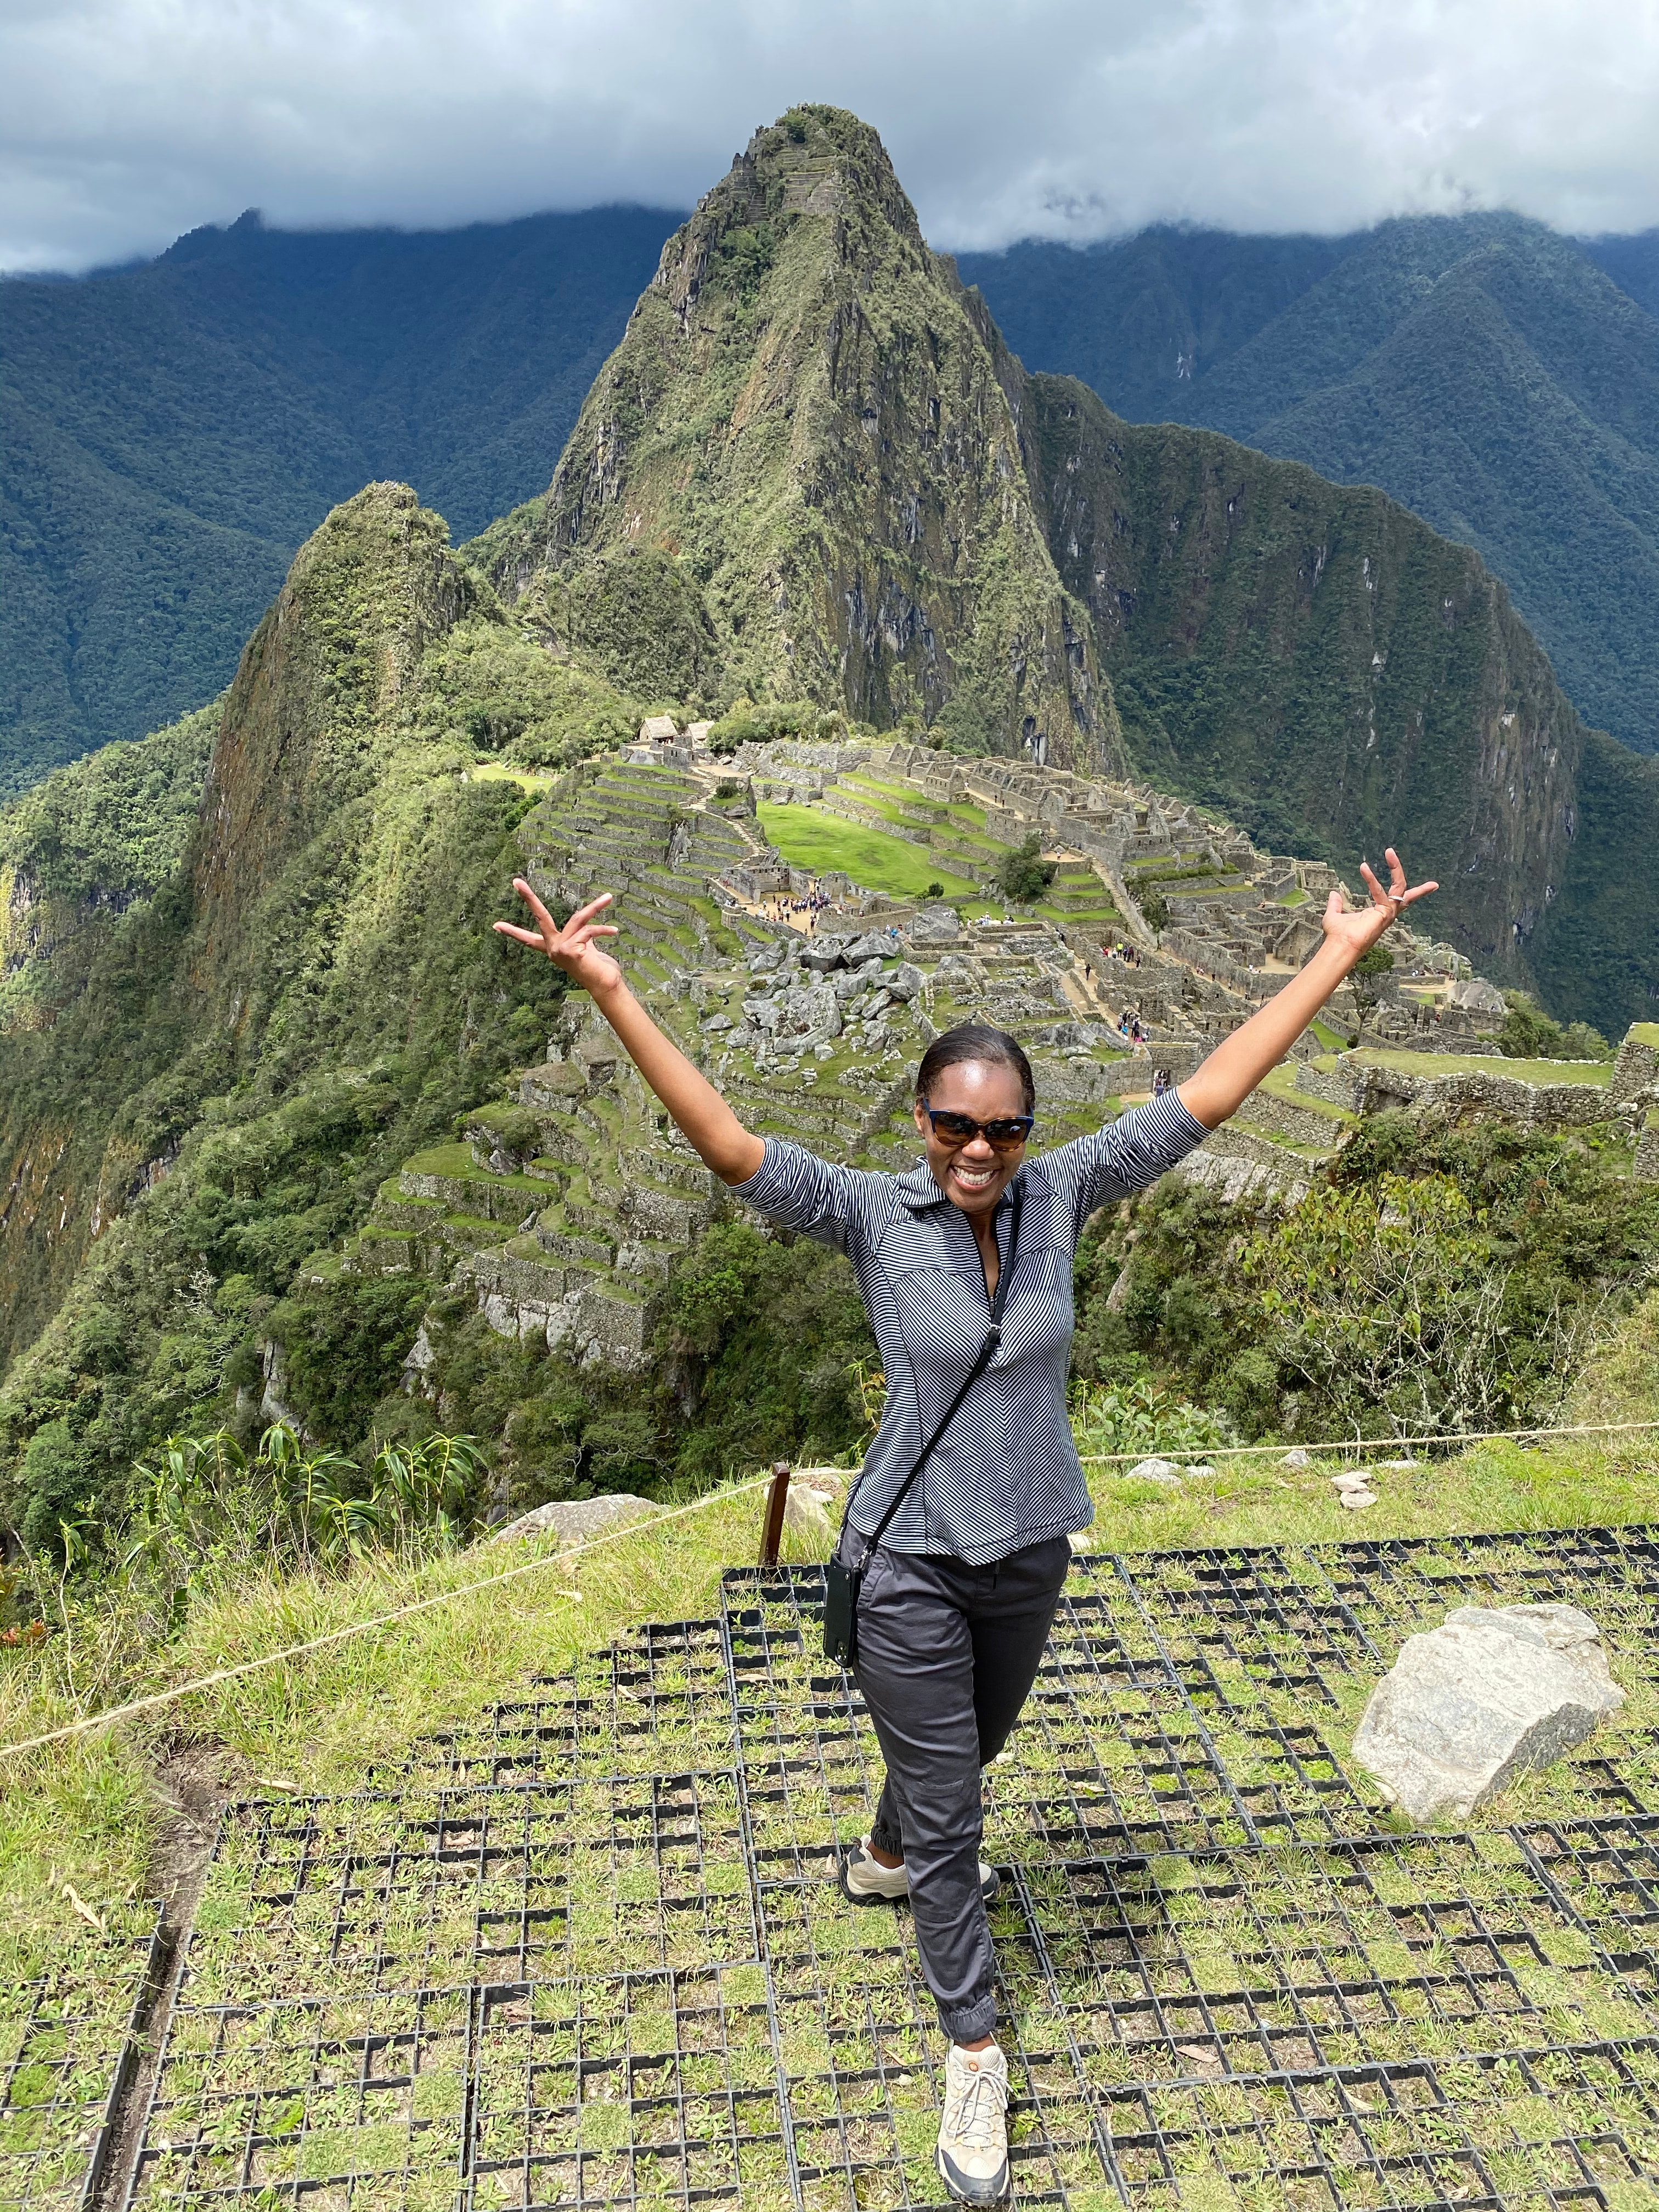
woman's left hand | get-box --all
[1321,847,1438,964]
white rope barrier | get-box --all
[0,1477,772,1764]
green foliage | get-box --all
[1499,991,1611,1062]
[0,706,216,909]
[932,693,1003,757]
[0,751,572,1547]
[405,616,631,766]
[1075,1112,1659,1441]
[0,206,672,783]
[1069,1376,1236,1462]
[266,1275,432,1444]
[405,1219,874,1508]
[966,212,1659,759]
[100,1422,484,1644]
[1350,941,1396,1015]
[706,701,829,753]
[992,833,1057,905]
[549,551,723,703]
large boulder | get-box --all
[489,1493,663,1546]
[1352,1603,1625,1823]
[907,903,961,947]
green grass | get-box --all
[1309,1017,1348,1052]
[1259,1062,1356,1121]
[757,803,978,900]
[467,761,556,792]
[1325,1048,1615,1086]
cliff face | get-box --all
[192,483,477,992]
[473,107,1115,772]
[1023,376,1585,988]
[0,483,485,1367]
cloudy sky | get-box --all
[2,0,1655,274]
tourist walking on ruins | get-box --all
[495,848,1435,2207]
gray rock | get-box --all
[907,903,961,946]
[489,1493,663,1547]
[886,962,924,1003]
[1352,1602,1626,1823]
[844,931,895,963]
[831,968,872,1005]
[799,938,849,973]
[1125,1457,1182,1483]
[1281,1447,1310,1468]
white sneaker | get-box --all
[839,1836,1000,1906]
[936,2041,1010,2205]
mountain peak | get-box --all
[473,109,1114,771]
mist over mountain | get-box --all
[960,214,1659,757]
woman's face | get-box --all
[912,1058,1030,1219]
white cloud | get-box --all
[3,0,1656,273]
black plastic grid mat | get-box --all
[757,1868,1109,2212]
[1039,1835,1651,2084]
[180,1775,754,2006]
[125,1985,472,2209]
[469,1964,787,2212]
[386,1622,735,1788]
[1113,1530,1659,1718]
[0,1906,164,2211]
[119,1525,1659,2212]
[1091,2040,1659,2209]
[721,1532,1659,1854]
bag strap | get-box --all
[857,1177,1025,1560]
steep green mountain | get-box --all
[962,215,1659,756]
[0,207,673,787]
[472,109,1112,769]
[1022,381,1588,991]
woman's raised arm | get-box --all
[1177,847,1437,1130]
[494,881,766,1187]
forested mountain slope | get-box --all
[0,207,672,786]
[962,215,1659,758]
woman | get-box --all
[495,848,1434,2206]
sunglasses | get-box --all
[921,1103,1035,1150]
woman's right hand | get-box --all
[494,881,623,995]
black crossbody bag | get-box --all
[822,1181,1024,1668]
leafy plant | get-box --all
[1069,1376,1236,1461]
[1499,990,1611,1062]
[992,834,1056,905]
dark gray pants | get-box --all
[842,1525,1071,2044]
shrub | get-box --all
[992,834,1056,905]
[1499,990,1611,1061]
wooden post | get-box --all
[759,1460,791,1567]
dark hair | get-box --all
[915,1024,1036,1115]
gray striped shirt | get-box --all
[731,1091,1209,1564]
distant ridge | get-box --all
[961,213,1659,758]
[0,205,676,786]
